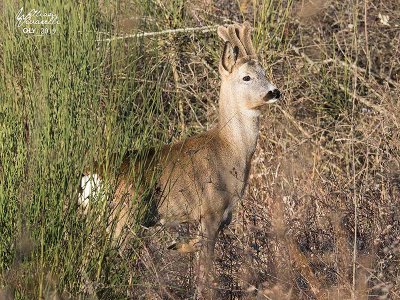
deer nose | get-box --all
[264,88,281,103]
[272,89,281,99]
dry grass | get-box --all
[127,0,400,299]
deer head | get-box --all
[217,22,280,118]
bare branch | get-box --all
[97,25,219,42]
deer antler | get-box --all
[217,21,256,59]
[238,22,256,56]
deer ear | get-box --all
[217,26,230,42]
[220,41,239,74]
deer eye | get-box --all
[243,76,251,81]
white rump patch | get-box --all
[79,174,102,209]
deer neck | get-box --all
[217,84,260,162]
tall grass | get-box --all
[0,0,179,298]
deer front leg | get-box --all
[196,210,222,299]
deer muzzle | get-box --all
[264,89,281,104]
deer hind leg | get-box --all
[110,179,141,246]
[170,207,232,254]
[168,237,202,253]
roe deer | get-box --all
[81,21,280,295]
